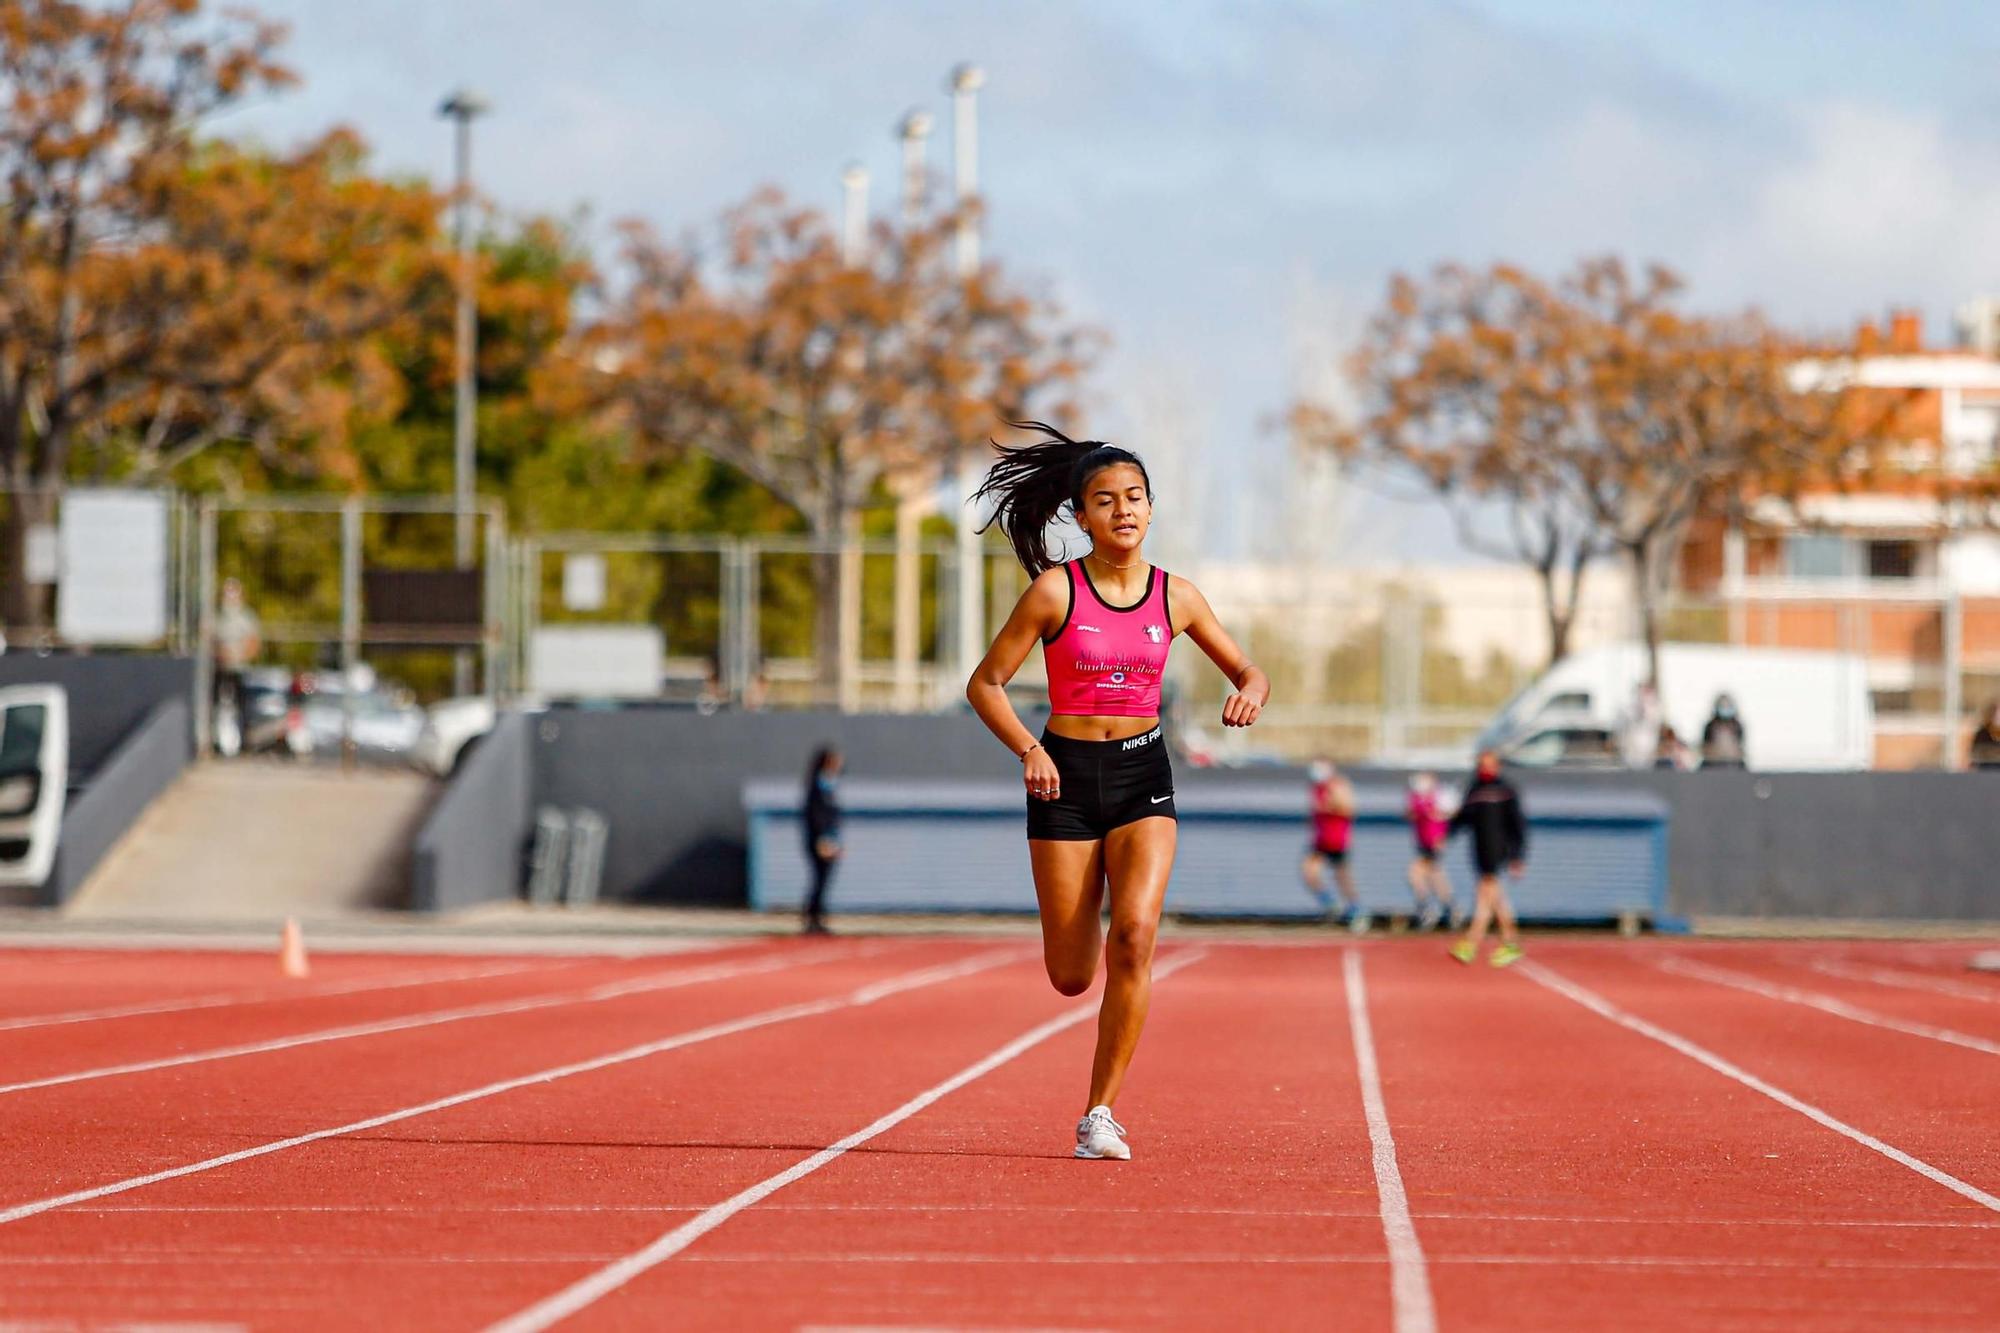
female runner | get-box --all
[965,423,1269,1161]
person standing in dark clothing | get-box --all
[1968,701,2000,770]
[1446,750,1527,968]
[802,746,843,935]
[1700,693,1747,769]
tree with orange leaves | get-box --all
[585,187,1096,692]
[1294,262,1611,667]
[1298,257,1860,685]
[0,0,440,625]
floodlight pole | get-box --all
[949,64,986,694]
[439,89,488,697]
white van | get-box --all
[0,685,68,889]
[1478,643,1873,771]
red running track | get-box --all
[2,933,1999,1330]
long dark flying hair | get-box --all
[973,421,1152,575]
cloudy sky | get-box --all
[230,1,2000,562]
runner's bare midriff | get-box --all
[1046,714,1162,743]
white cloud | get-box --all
[1702,102,2000,328]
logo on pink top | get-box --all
[1144,624,1165,644]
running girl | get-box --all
[1404,772,1450,930]
[966,422,1268,1161]
[1301,759,1367,932]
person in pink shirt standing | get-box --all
[1302,759,1367,932]
[1404,772,1452,931]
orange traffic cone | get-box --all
[279,917,310,979]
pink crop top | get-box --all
[1042,561,1175,717]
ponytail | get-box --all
[974,421,1152,575]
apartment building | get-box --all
[1677,308,2000,767]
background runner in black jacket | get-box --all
[1446,750,1527,967]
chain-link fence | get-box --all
[8,482,1995,769]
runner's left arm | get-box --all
[1171,577,1268,729]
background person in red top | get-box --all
[1404,771,1451,931]
[967,422,1269,1162]
[1301,758,1367,932]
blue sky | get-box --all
[229,1,2000,561]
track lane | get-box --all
[552,942,1382,1333]
[0,941,826,1094]
[1538,942,2000,1205]
[1364,939,2000,1332]
[0,939,1035,1329]
[0,947,535,1020]
[0,938,922,1208]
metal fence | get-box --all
[511,532,1027,712]
[7,482,1996,768]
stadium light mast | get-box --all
[438,88,488,696]
[840,162,870,267]
[897,108,932,224]
[949,63,987,691]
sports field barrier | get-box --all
[745,779,1670,923]
[0,654,196,908]
[500,708,2000,924]
[409,712,534,912]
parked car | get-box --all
[296,668,426,759]
[413,695,498,778]
[0,684,67,891]
[214,667,312,759]
[1497,721,1627,769]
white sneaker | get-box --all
[1074,1105,1130,1160]
[1347,910,1372,936]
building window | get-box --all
[1866,540,1918,580]
[1784,533,1850,580]
[1870,688,1915,715]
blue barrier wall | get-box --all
[746,779,1668,921]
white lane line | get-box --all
[0,960,566,1033]
[1343,949,1437,1333]
[1522,961,2000,1214]
[1809,957,2000,1004]
[0,946,1025,1228]
[63,1204,2000,1229]
[485,948,1209,1333]
[0,942,885,1096]
[8,1251,2000,1274]
[1657,956,2000,1057]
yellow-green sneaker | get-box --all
[1489,943,1524,968]
[1448,939,1477,965]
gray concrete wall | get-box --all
[531,712,2000,920]
[45,697,192,907]
[1348,765,2000,923]
[411,713,533,912]
[532,708,1038,906]
[0,654,193,779]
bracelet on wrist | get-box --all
[1019,742,1044,763]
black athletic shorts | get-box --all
[1307,843,1348,866]
[1026,726,1177,841]
[1414,844,1439,863]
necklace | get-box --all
[1087,552,1144,571]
